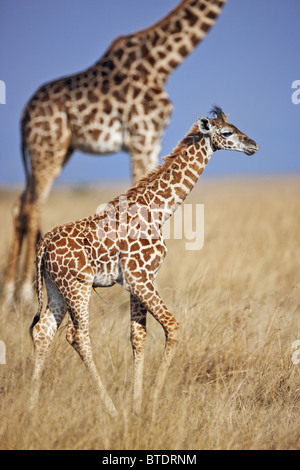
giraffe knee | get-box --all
[30,318,46,351]
[66,318,75,346]
[66,330,74,346]
[30,312,57,350]
[130,321,147,353]
[166,319,180,345]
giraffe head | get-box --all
[197,106,259,155]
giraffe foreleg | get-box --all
[66,294,118,418]
[129,135,162,184]
[130,293,147,415]
[130,279,179,415]
[127,97,172,184]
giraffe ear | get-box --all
[197,117,215,135]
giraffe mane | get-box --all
[123,122,202,197]
[108,0,191,46]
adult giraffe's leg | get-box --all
[128,100,172,184]
[20,147,73,304]
[30,271,67,409]
[130,278,180,414]
[3,189,27,307]
[20,179,42,304]
[129,134,162,184]
[65,283,118,418]
[130,293,147,414]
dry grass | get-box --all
[0,177,299,450]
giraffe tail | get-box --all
[29,236,48,340]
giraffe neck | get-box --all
[127,123,214,225]
[136,0,227,83]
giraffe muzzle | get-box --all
[244,140,259,156]
[244,146,259,156]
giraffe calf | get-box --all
[30,107,258,416]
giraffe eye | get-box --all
[221,131,232,138]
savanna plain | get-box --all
[0,176,299,450]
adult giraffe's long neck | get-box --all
[128,123,214,225]
[139,0,227,83]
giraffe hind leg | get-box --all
[65,288,118,418]
[4,178,41,307]
[30,271,67,409]
[3,189,28,307]
[19,177,56,305]
[20,144,73,305]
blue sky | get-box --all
[0,0,299,185]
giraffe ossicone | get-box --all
[30,107,258,417]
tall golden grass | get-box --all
[0,177,299,450]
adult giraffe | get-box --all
[4,0,227,305]
[29,107,258,417]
